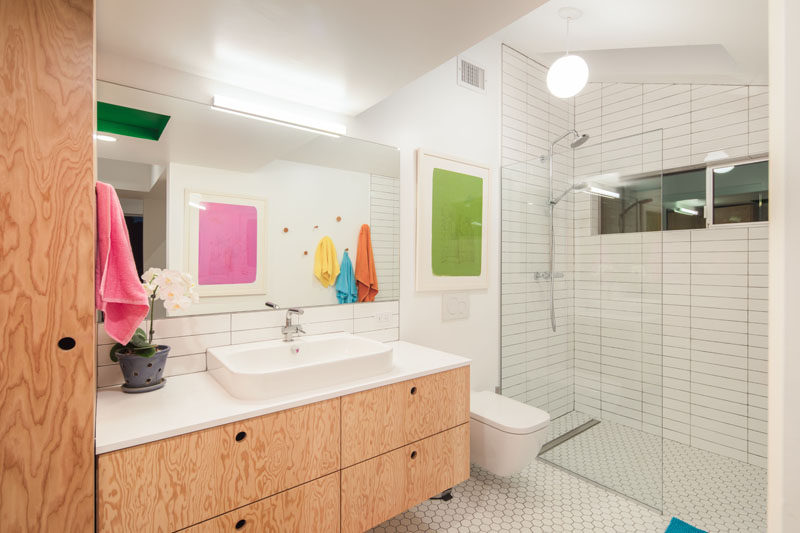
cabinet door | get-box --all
[183,472,340,533]
[340,423,470,533]
[341,366,469,467]
[97,398,340,532]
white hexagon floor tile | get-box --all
[372,412,766,533]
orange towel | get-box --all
[355,224,379,302]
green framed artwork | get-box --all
[416,150,490,291]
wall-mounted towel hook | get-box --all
[345,247,349,252]
[303,251,308,256]
[336,216,342,222]
[283,227,289,233]
[313,225,319,229]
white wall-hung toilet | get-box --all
[469,390,551,477]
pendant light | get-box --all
[546,7,589,99]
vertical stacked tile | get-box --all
[643,84,691,170]
[572,83,603,418]
[600,232,644,429]
[573,234,602,418]
[370,174,401,301]
[545,57,576,419]
[689,228,750,462]
[641,231,663,436]
[500,46,533,402]
[690,85,750,165]
[748,86,769,156]
[661,231,692,444]
[499,45,575,418]
[747,226,769,466]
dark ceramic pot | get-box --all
[117,345,169,392]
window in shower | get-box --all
[663,167,707,230]
[708,159,769,225]
[598,159,769,234]
[598,174,662,234]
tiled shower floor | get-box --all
[373,412,766,532]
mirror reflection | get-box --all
[96,81,400,316]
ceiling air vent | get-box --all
[458,57,486,93]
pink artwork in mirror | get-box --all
[197,202,258,285]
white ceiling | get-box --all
[495,0,768,85]
[97,0,544,117]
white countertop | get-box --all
[95,340,470,454]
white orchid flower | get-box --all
[141,267,162,284]
[164,295,192,312]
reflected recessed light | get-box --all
[713,166,734,174]
[188,201,207,211]
[94,133,117,142]
[676,207,699,216]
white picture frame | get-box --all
[184,190,268,297]
[416,150,490,291]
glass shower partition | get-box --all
[500,129,664,511]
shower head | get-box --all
[570,133,589,148]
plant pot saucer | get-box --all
[121,378,166,394]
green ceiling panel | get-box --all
[97,102,170,141]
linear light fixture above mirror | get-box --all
[211,95,347,138]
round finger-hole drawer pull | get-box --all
[235,519,247,529]
[57,337,76,350]
[410,450,417,459]
[410,386,417,395]
[235,431,247,442]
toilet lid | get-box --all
[470,390,550,435]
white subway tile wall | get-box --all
[370,174,401,301]
[501,45,768,467]
[501,45,575,419]
[96,301,400,388]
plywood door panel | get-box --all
[405,423,470,508]
[183,472,340,533]
[340,446,407,533]
[0,0,96,531]
[341,423,470,533]
[341,367,470,467]
[341,379,405,467]
[96,398,340,532]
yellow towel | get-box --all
[314,236,340,288]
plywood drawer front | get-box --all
[183,472,340,533]
[403,367,469,442]
[341,366,469,466]
[341,423,470,533]
[97,398,340,532]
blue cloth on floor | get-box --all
[665,517,706,533]
[335,250,357,304]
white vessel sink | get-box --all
[207,332,393,401]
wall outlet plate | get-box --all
[376,311,393,324]
[442,292,469,321]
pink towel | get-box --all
[95,182,149,345]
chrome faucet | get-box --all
[282,308,305,342]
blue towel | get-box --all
[335,251,357,304]
[665,517,706,533]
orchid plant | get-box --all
[110,268,200,361]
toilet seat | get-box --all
[470,390,550,435]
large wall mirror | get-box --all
[96,81,400,316]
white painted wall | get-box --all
[768,0,800,529]
[349,38,503,392]
[167,160,370,313]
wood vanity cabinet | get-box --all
[96,366,470,532]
